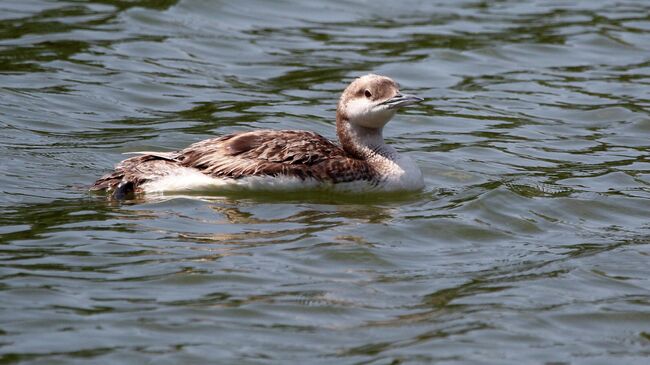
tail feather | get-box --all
[90,170,124,192]
[91,154,185,198]
[112,181,135,200]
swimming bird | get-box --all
[91,74,424,198]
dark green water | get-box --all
[1,0,650,364]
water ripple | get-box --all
[1,0,650,364]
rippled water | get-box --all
[2,0,650,363]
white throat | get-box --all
[345,98,397,129]
[342,123,396,160]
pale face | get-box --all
[339,74,423,129]
[345,96,398,129]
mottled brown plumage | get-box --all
[177,129,376,182]
[90,129,377,194]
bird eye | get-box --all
[364,90,372,98]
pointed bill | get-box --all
[380,93,424,109]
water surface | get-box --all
[1,0,650,364]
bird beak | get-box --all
[379,93,424,109]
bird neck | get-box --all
[336,116,395,160]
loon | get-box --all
[91,74,424,198]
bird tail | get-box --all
[90,154,180,200]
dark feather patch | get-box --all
[225,133,261,156]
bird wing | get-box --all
[177,130,374,182]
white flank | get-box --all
[140,167,322,193]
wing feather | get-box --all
[177,130,375,182]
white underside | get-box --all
[141,169,324,193]
[139,155,424,194]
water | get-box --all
[1,0,650,363]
